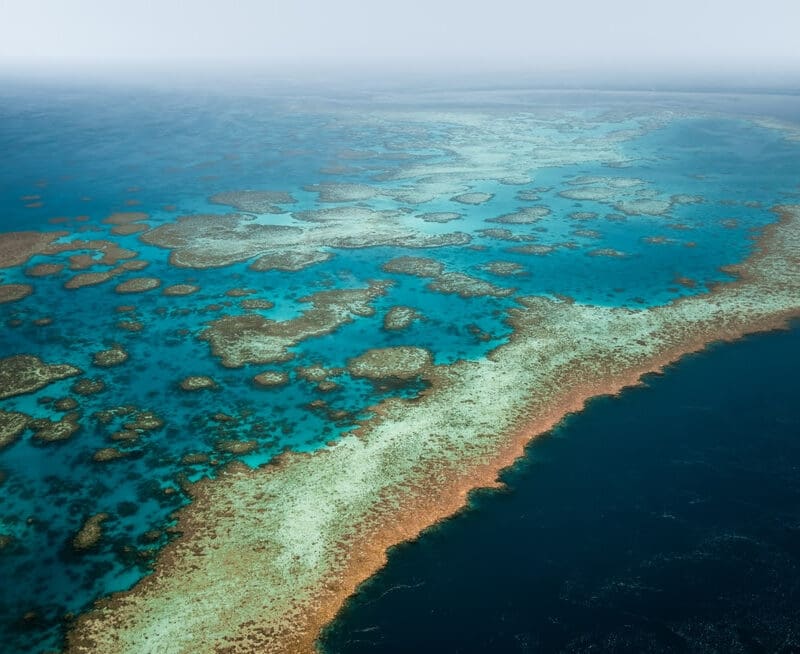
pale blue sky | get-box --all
[1,0,798,72]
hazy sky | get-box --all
[1,0,798,73]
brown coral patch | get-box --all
[210,190,295,214]
[116,320,144,332]
[103,212,149,225]
[383,306,421,331]
[72,378,106,396]
[417,212,462,223]
[0,410,30,449]
[64,260,149,290]
[348,346,433,380]
[0,355,81,399]
[72,513,110,551]
[381,256,444,278]
[240,299,274,311]
[54,397,79,412]
[481,261,525,277]
[249,251,333,272]
[32,412,81,442]
[0,284,33,303]
[225,288,256,298]
[162,284,200,296]
[114,277,161,294]
[92,345,129,368]
[451,192,493,205]
[179,376,217,392]
[487,206,550,224]
[200,282,390,368]
[253,371,289,388]
[215,440,259,455]
[92,448,128,462]
[477,228,537,243]
[587,248,627,258]
[111,223,149,236]
[25,263,63,277]
[427,272,514,298]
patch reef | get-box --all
[67,207,800,653]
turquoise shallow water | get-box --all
[0,81,799,652]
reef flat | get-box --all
[3,85,800,654]
[66,206,800,653]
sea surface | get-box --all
[321,323,800,653]
[0,78,798,652]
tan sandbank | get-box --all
[67,207,800,654]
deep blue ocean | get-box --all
[0,78,798,652]
[322,323,800,653]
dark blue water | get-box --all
[321,323,800,653]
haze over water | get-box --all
[1,1,799,652]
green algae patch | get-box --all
[72,513,110,551]
[0,283,33,304]
[0,355,81,399]
[0,410,30,449]
[348,346,433,380]
[200,282,390,368]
